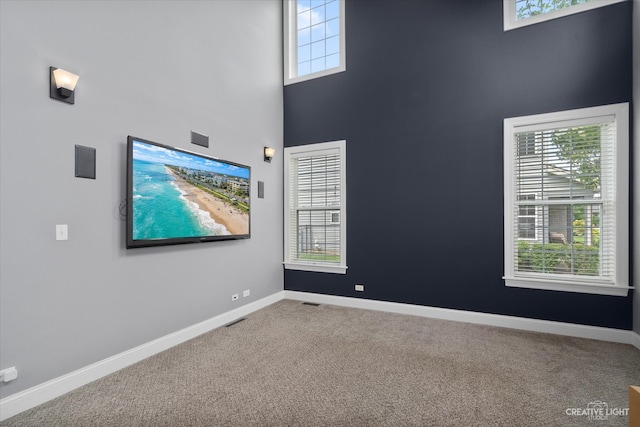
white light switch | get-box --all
[56,224,68,240]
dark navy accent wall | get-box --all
[283,0,633,329]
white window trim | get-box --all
[283,0,346,85]
[503,103,631,297]
[284,140,347,274]
[503,0,627,31]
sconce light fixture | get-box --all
[264,147,275,163]
[50,67,79,104]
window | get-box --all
[284,140,347,274]
[503,103,630,296]
[503,0,627,31]
[284,0,346,85]
[518,195,537,240]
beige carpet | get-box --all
[2,299,639,426]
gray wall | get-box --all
[634,0,640,336]
[0,0,283,398]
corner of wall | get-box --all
[633,0,640,335]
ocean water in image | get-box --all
[132,159,225,240]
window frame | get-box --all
[503,0,627,31]
[503,103,630,296]
[284,140,347,274]
[283,0,346,85]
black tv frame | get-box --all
[126,136,250,249]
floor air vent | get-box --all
[302,302,320,306]
[225,318,246,327]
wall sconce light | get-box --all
[264,147,275,163]
[50,67,79,104]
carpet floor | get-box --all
[2,299,639,426]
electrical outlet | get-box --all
[243,289,250,297]
[0,367,18,383]
[232,294,239,301]
[355,284,364,292]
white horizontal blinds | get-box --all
[290,151,341,264]
[513,117,616,282]
[515,0,591,20]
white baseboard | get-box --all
[0,292,285,422]
[284,291,640,349]
[632,331,640,351]
[2,290,637,421]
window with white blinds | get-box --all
[503,0,626,31]
[503,103,630,296]
[284,140,347,274]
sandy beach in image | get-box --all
[166,168,249,235]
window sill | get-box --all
[284,66,346,86]
[284,262,347,275]
[504,276,632,297]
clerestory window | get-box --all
[284,0,346,85]
[503,0,627,31]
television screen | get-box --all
[126,136,250,248]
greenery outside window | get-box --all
[284,0,346,85]
[503,103,630,296]
[284,140,347,274]
[503,0,627,31]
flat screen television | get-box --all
[126,136,250,248]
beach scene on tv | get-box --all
[131,140,249,241]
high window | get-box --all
[284,140,347,274]
[503,103,630,296]
[284,0,346,85]
[503,0,626,31]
